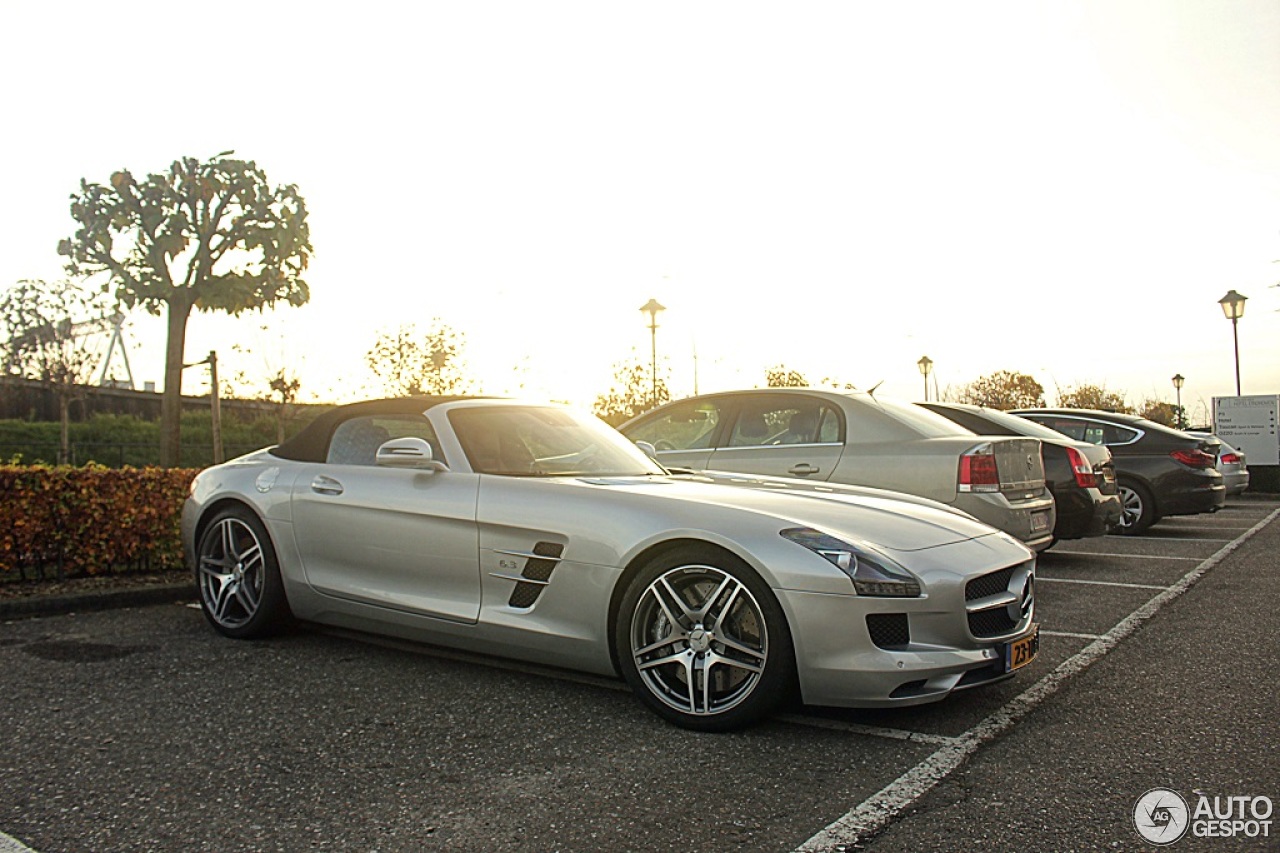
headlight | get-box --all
[780,528,922,597]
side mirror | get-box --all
[635,440,659,461]
[375,437,448,471]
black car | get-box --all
[921,402,1122,542]
[1009,409,1225,535]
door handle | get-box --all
[310,475,344,496]
[788,464,821,477]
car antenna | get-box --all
[867,380,884,397]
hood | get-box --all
[576,473,1003,552]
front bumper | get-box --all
[777,543,1037,708]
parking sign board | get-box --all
[1212,395,1280,465]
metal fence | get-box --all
[0,442,266,469]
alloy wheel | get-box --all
[197,516,266,630]
[628,564,768,718]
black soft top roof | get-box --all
[271,396,479,463]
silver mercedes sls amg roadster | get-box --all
[182,397,1039,731]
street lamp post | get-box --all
[1171,373,1185,429]
[917,356,933,402]
[640,298,666,406]
[1217,290,1247,396]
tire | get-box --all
[615,545,795,731]
[1116,480,1156,536]
[194,506,290,639]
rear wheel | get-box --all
[1116,481,1156,535]
[195,506,290,638]
[616,546,795,731]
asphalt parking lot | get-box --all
[2,498,1277,852]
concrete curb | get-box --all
[0,582,195,620]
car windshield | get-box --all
[975,408,1075,440]
[449,405,666,477]
[870,397,975,438]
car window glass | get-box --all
[1082,422,1109,445]
[1035,417,1087,442]
[816,408,841,442]
[954,408,1071,440]
[450,406,660,477]
[871,398,973,438]
[844,397,971,442]
[625,400,720,450]
[1102,423,1139,444]
[327,415,444,466]
[727,401,839,447]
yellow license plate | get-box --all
[1005,624,1039,672]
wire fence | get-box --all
[0,442,266,469]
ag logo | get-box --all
[1134,788,1190,845]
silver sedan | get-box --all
[621,388,1057,551]
[182,397,1039,730]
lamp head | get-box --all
[1218,290,1247,321]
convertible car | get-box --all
[182,397,1039,731]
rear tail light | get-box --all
[1170,448,1216,469]
[1220,452,1241,465]
[959,443,1000,493]
[1064,446,1098,488]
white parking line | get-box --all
[1117,535,1234,543]
[777,714,959,746]
[1049,551,1200,561]
[0,832,36,853]
[794,505,1280,853]
[1041,630,1102,640]
[1035,577,1168,591]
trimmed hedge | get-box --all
[0,465,198,580]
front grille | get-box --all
[965,562,1032,639]
[968,608,1018,638]
[866,613,910,649]
[966,566,1013,602]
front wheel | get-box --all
[1116,481,1156,535]
[195,506,290,639]
[615,547,795,731]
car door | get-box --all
[705,394,845,480]
[289,414,482,624]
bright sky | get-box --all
[2,1,1278,424]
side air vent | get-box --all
[504,542,564,609]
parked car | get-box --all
[619,388,1056,551]
[1009,409,1225,535]
[183,397,1039,731]
[1187,431,1250,495]
[920,402,1121,542]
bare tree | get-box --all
[1056,384,1131,412]
[0,279,110,463]
[366,321,476,396]
[594,358,670,426]
[765,365,809,387]
[949,370,1046,410]
[1138,399,1179,427]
